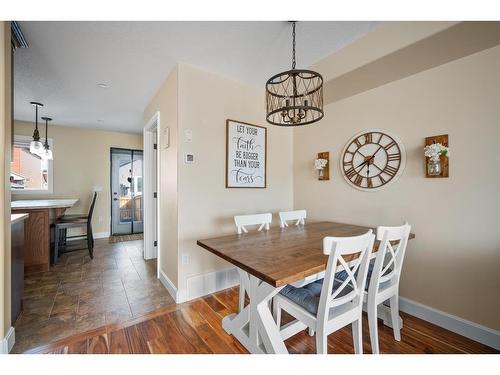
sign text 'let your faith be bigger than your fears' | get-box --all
[226,120,267,188]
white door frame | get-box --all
[143,112,160,263]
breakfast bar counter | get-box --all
[11,199,78,273]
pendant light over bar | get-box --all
[40,117,53,160]
[29,102,44,154]
[265,21,324,126]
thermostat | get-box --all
[184,153,195,164]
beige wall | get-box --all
[176,64,294,298]
[293,45,500,330]
[13,121,143,235]
[321,22,500,105]
[143,66,179,285]
[143,63,294,293]
[311,22,458,83]
[1,21,12,340]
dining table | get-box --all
[197,221,415,354]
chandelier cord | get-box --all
[34,104,40,140]
[35,105,39,131]
[291,21,296,70]
[44,118,49,147]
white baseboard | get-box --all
[180,267,239,303]
[399,297,500,350]
[94,231,110,239]
[159,269,179,302]
[1,327,15,354]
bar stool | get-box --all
[53,192,97,264]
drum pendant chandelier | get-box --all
[266,21,324,126]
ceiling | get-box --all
[14,21,379,133]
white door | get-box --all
[111,148,143,235]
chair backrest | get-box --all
[318,231,375,324]
[234,213,272,234]
[279,209,306,228]
[87,192,98,222]
[369,223,411,295]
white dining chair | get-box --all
[273,230,375,354]
[279,209,320,336]
[279,209,306,228]
[367,223,411,353]
[334,223,411,353]
[280,209,322,302]
[234,213,272,234]
[233,213,272,312]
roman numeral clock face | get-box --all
[341,130,406,191]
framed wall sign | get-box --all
[226,119,267,188]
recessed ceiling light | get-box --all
[97,83,109,89]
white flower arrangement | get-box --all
[424,143,449,162]
[314,158,328,170]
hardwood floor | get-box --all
[23,286,497,354]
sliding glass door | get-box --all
[110,148,143,235]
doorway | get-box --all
[110,148,144,235]
[143,112,160,262]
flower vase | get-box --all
[427,158,442,176]
[318,169,324,179]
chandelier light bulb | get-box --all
[30,140,43,154]
[40,148,53,160]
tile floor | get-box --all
[12,238,175,353]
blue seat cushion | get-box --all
[335,262,391,290]
[279,279,353,315]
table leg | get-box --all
[222,271,287,354]
[238,269,250,311]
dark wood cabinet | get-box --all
[11,207,68,274]
[11,215,27,324]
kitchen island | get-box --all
[11,199,78,273]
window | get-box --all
[10,135,53,194]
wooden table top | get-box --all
[197,221,415,288]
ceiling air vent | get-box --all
[11,21,29,49]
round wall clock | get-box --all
[340,129,406,191]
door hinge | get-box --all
[153,192,157,198]
[153,143,157,150]
[153,240,157,247]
